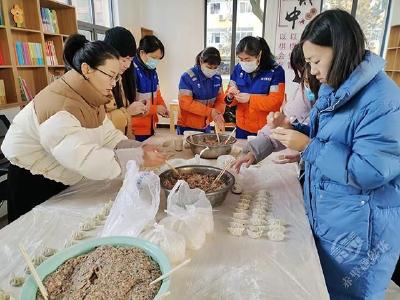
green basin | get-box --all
[20,236,171,299]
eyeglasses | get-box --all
[94,67,121,83]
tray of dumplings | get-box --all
[227,189,287,241]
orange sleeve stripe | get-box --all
[249,83,285,113]
[179,94,213,118]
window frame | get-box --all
[320,0,392,57]
[204,0,267,75]
[66,0,114,40]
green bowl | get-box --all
[21,236,171,299]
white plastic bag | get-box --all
[101,161,160,237]
[160,207,206,250]
[167,180,214,233]
[140,223,186,264]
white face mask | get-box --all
[240,60,259,73]
[201,65,218,78]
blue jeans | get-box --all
[176,125,212,135]
[235,126,257,139]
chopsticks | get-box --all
[215,130,221,143]
[18,245,49,300]
[199,146,210,158]
[150,258,191,286]
[224,127,237,145]
[208,161,232,191]
[165,161,180,177]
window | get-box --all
[211,32,221,43]
[210,2,221,14]
[236,29,253,42]
[239,1,252,13]
[67,0,114,41]
[205,0,266,86]
[322,0,391,56]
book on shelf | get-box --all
[14,41,44,66]
[18,76,34,102]
[45,40,59,65]
[40,8,60,34]
[0,47,4,65]
[0,79,6,105]
[0,3,4,26]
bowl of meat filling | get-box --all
[159,165,235,207]
[21,236,171,300]
[186,133,237,159]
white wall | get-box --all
[390,0,400,26]
[117,0,204,113]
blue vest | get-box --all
[133,56,158,102]
[230,63,284,94]
[179,65,222,105]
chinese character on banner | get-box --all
[275,0,321,91]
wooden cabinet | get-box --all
[385,25,400,86]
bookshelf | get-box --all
[385,25,400,86]
[0,0,77,109]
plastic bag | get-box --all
[101,161,160,237]
[160,207,205,250]
[140,223,186,264]
[167,180,214,233]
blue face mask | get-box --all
[145,57,159,69]
[304,86,315,102]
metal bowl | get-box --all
[159,165,235,207]
[186,133,237,159]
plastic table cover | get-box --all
[0,137,329,300]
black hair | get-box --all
[304,64,321,98]
[290,43,305,84]
[300,9,366,90]
[63,34,119,74]
[195,47,221,66]
[104,26,136,57]
[138,35,165,59]
[236,36,276,70]
[104,27,137,106]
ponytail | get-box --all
[63,34,120,74]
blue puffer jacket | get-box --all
[302,51,400,300]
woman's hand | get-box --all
[157,105,169,118]
[235,93,250,103]
[227,85,239,98]
[211,109,225,130]
[142,144,167,167]
[267,112,292,129]
[270,127,310,152]
[273,153,301,164]
[232,152,255,173]
[127,101,147,116]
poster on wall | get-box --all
[274,0,321,96]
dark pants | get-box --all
[235,126,257,139]
[7,164,68,223]
[176,125,212,135]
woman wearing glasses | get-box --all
[177,47,225,134]
[132,35,169,142]
[1,34,167,222]
[103,26,147,138]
